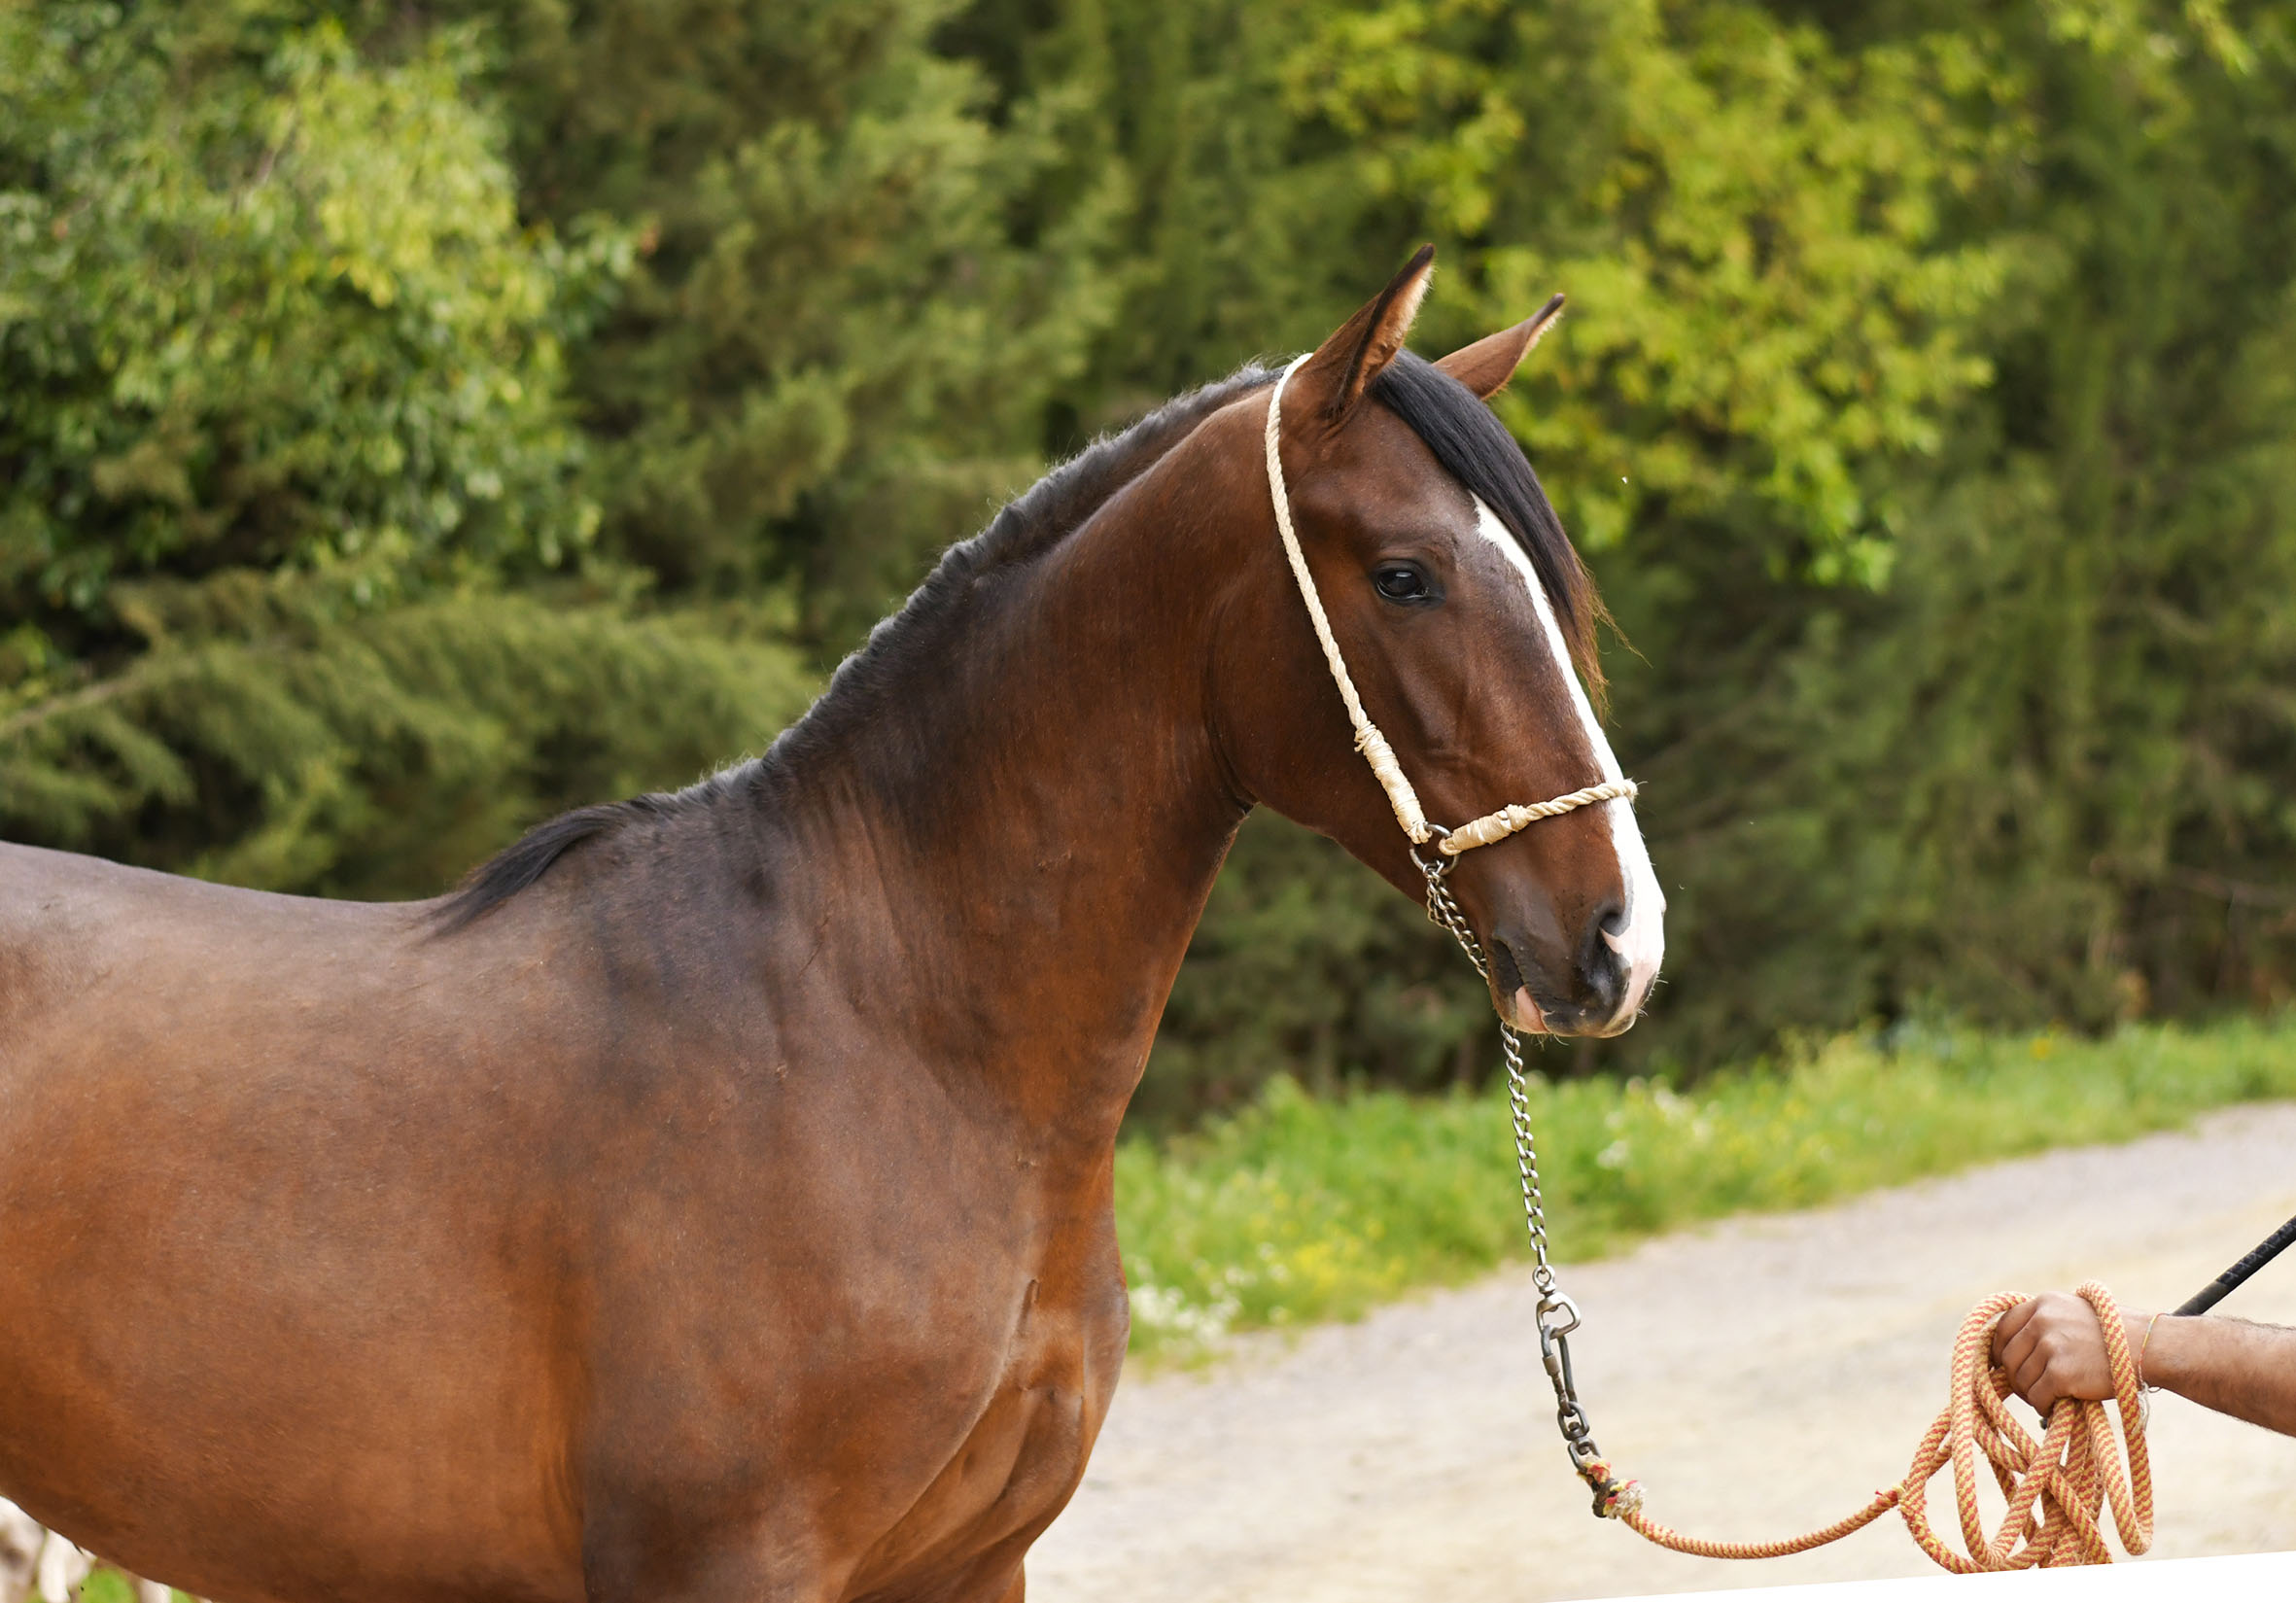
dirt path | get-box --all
[1031,1103,2296,1600]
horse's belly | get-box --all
[0,1021,586,1603]
[0,1260,587,1603]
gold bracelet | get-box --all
[2138,1310,2165,1389]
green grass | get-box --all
[75,1573,191,1603]
[1115,1015,2296,1361]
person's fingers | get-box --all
[1995,1296,2040,1360]
[2022,1298,2082,1411]
[2015,1346,2059,1414]
[1998,1313,2044,1389]
[1994,1290,2132,1415]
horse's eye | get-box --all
[1374,564,1432,603]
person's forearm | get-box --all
[2141,1314,2296,1436]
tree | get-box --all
[0,4,812,896]
[419,0,1129,650]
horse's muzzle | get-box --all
[1489,904,1638,1037]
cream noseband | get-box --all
[1261,353,1637,856]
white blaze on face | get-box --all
[1471,498,1665,1017]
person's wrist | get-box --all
[2136,1311,2187,1390]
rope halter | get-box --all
[1261,353,1637,856]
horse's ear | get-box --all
[1288,245,1437,428]
[1434,293,1565,400]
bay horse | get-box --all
[0,248,1661,1603]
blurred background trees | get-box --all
[4,0,2291,1126]
[0,2,816,894]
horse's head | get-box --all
[1208,248,1663,1038]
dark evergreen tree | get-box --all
[423,0,1128,648]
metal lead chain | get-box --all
[1413,839,1629,1518]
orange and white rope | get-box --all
[1588,1282,2153,1573]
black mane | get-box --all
[761,366,1284,778]
[434,351,1601,931]
[433,366,1280,932]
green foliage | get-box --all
[1117,1013,2296,1360]
[71,1569,189,1603]
[428,0,1127,647]
[1282,0,2022,571]
[0,8,613,624]
[2,578,813,894]
[1591,1,2296,1063]
[0,3,812,895]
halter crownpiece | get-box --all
[1261,353,1638,856]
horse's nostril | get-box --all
[1578,900,1629,1016]
[1488,932,1526,999]
[1599,900,1629,943]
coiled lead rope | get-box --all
[1604,1284,2153,1571]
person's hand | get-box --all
[1992,1291,2151,1417]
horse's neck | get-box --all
[778,492,1249,1146]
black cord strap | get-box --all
[2175,1208,2296,1316]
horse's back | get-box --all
[0,841,431,1038]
